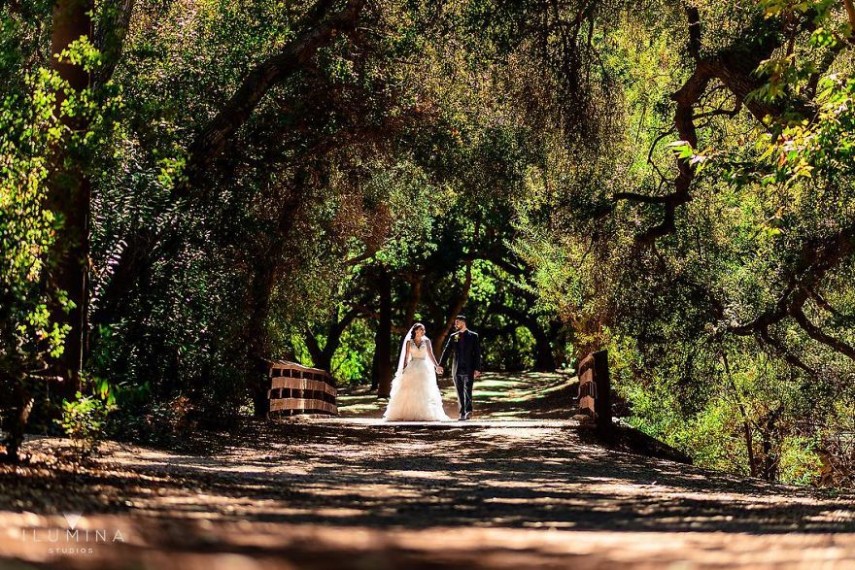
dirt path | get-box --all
[0,419,853,569]
[0,373,853,568]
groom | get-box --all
[439,314,482,420]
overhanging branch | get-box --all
[181,0,367,196]
[790,305,855,362]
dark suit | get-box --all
[439,329,482,416]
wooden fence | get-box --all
[267,360,337,416]
[576,349,613,439]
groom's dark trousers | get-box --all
[440,329,482,416]
[454,373,474,416]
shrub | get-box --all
[57,392,113,459]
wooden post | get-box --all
[576,349,613,441]
[592,350,613,439]
[577,353,596,418]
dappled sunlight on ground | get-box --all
[0,371,852,568]
[0,420,852,568]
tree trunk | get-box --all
[403,277,423,326]
[305,329,325,369]
[48,0,93,398]
[372,271,393,397]
[531,321,556,371]
[760,408,783,482]
[722,353,758,478]
[305,306,360,372]
[245,258,278,418]
[0,375,34,463]
[490,302,557,372]
[93,0,135,87]
[244,189,303,418]
[761,430,778,482]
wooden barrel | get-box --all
[266,360,337,416]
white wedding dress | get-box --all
[383,338,450,421]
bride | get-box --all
[383,323,450,421]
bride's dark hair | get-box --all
[412,323,425,334]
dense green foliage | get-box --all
[1,0,853,486]
[58,389,114,459]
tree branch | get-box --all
[685,4,702,61]
[758,327,818,378]
[726,224,855,364]
[94,0,136,87]
[617,9,795,245]
[182,0,367,195]
[805,287,854,324]
[790,305,855,362]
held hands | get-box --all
[432,367,477,377]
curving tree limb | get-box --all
[614,6,787,244]
[790,306,855,361]
[727,223,855,365]
[95,0,369,327]
[182,0,367,195]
